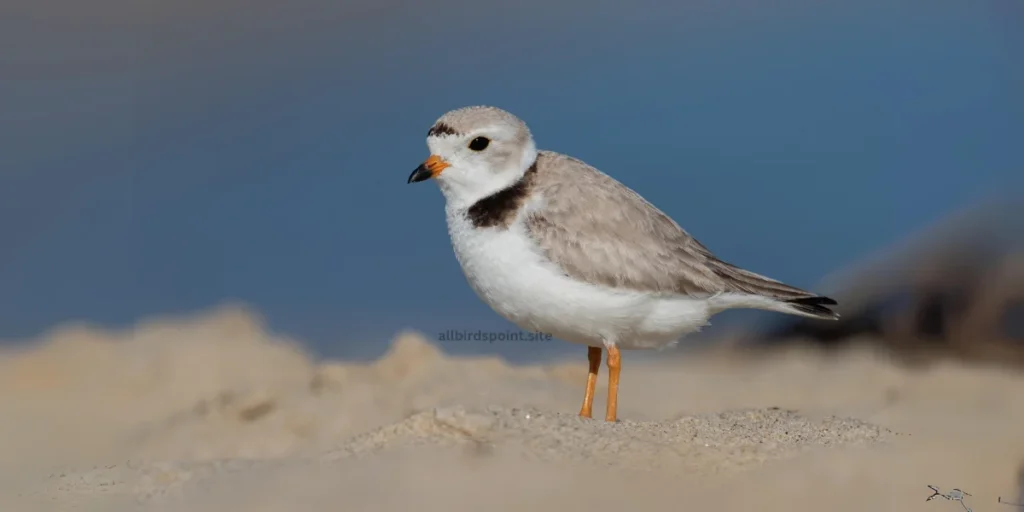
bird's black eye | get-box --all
[468,137,490,151]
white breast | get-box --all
[444,207,712,349]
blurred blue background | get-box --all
[2,0,1021,362]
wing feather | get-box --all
[524,151,818,300]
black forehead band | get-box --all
[427,122,460,137]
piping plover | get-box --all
[408,106,838,422]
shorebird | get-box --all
[407,106,839,422]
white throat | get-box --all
[438,142,538,210]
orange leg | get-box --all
[578,346,602,418]
[605,345,621,422]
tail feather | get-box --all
[704,257,840,320]
[784,295,840,320]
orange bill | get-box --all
[407,155,450,183]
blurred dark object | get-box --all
[735,196,1024,368]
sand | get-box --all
[2,304,1022,511]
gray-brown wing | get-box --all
[524,151,818,300]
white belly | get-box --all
[445,209,711,350]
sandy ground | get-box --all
[1,304,1022,511]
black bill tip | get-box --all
[408,163,432,184]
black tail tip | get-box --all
[785,296,839,319]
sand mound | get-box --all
[30,404,889,509]
[3,304,1024,511]
[0,305,584,475]
[329,405,888,472]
